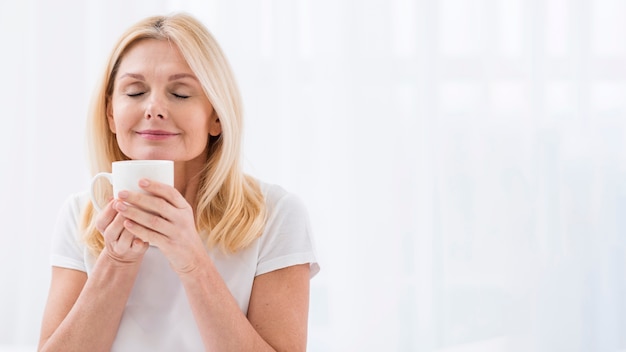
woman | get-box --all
[38,13,319,351]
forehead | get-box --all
[117,38,191,73]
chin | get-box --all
[122,146,207,163]
[124,151,175,161]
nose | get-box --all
[145,94,167,120]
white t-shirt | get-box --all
[50,181,320,351]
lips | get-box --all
[136,130,179,140]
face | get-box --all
[107,39,221,163]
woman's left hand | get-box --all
[113,179,207,274]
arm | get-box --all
[38,255,142,352]
[38,267,86,351]
[38,201,149,352]
[180,260,310,352]
[247,264,311,350]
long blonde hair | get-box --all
[82,13,266,255]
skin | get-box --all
[38,39,311,352]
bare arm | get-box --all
[247,264,310,351]
[179,260,311,352]
[38,267,86,351]
[38,256,142,352]
[39,200,149,351]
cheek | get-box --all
[111,119,131,139]
[110,102,140,132]
[192,126,210,146]
[109,109,136,148]
[187,118,211,146]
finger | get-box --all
[102,211,127,243]
[123,218,166,248]
[116,227,135,249]
[115,199,176,235]
[94,199,119,233]
[130,237,150,252]
[117,190,176,221]
[138,178,189,209]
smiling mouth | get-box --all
[136,130,179,140]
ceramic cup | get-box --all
[90,160,174,211]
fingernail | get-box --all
[116,201,127,211]
[118,191,129,199]
[139,179,150,187]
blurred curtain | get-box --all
[0,0,624,351]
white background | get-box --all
[1,0,625,351]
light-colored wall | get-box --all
[1,0,625,351]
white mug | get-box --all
[90,160,174,211]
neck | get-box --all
[173,156,206,211]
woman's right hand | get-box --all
[95,199,149,264]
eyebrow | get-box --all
[118,73,198,82]
[119,73,145,80]
[168,73,198,82]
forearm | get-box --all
[179,255,275,352]
[40,250,141,352]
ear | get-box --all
[208,110,222,137]
[106,98,116,134]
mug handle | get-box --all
[90,172,113,212]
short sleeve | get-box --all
[256,188,320,278]
[50,193,88,272]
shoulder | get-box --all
[254,180,319,275]
[53,191,91,247]
[50,192,92,272]
[257,180,308,219]
[57,191,91,222]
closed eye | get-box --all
[127,92,145,97]
[172,93,190,99]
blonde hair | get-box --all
[82,13,266,255]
